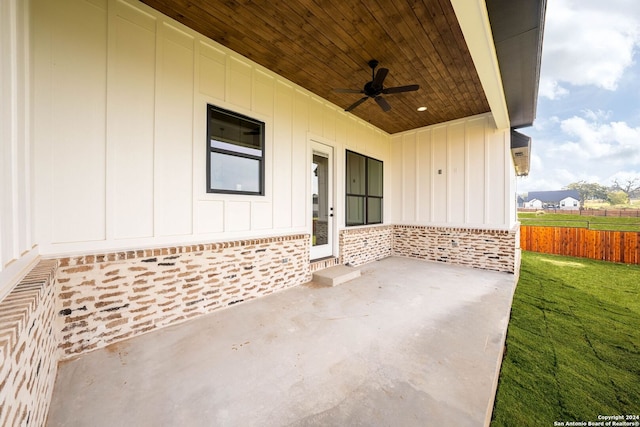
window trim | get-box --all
[345,150,383,226]
[206,104,265,196]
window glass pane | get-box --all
[346,196,365,226]
[346,152,365,195]
[209,109,263,151]
[210,152,260,193]
[312,154,329,246]
[368,158,383,197]
[367,198,382,224]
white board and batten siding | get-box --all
[389,115,516,230]
[30,0,389,256]
[0,0,40,300]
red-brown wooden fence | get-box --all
[520,225,640,264]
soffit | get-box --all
[139,0,491,134]
[486,0,546,129]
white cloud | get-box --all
[535,111,640,188]
[553,115,640,162]
[540,0,640,98]
[522,108,640,192]
[581,109,612,122]
[538,78,569,100]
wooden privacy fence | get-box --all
[520,225,640,264]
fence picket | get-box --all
[520,226,640,264]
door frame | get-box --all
[309,139,335,260]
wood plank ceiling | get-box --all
[141,0,491,134]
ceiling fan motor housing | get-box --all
[363,81,381,97]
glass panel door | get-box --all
[310,143,333,260]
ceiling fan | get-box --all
[335,59,420,112]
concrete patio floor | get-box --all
[46,257,517,427]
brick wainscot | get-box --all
[55,235,309,358]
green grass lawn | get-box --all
[491,252,640,426]
[519,212,640,231]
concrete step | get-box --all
[312,264,361,287]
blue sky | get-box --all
[517,0,640,193]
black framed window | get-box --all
[346,150,383,226]
[207,104,265,195]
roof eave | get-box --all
[486,0,547,129]
[451,0,510,131]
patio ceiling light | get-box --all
[417,106,427,112]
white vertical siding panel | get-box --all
[196,200,224,233]
[291,88,308,228]
[364,128,375,157]
[108,3,156,239]
[1,0,14,267]
[273,82,294,228]
[154,23,194,236]
[251,202,273,230]
[381,133,391,224]
[432,126,448,223]
[334,111,348,148]
[252,69,274,116]
[363,126,379,158]
[14,0,30,257]
[416,129,432,222]
[375,129,389,160]
[487,129,506,225]
[401,133,416,223]
[198,41,226,100]
[227,56,251,109]
[447,123,465,223]
[1,0,41,302]
[225,201,251,232]
[51,0,107,243]
[389,135,403,223]
[343,117,356,151]
[356,122,368,153]
[32,0,54,251]
[466,118,486,224]
[506,134,517,227]
[308,97,323,136]
[322,104,336,141]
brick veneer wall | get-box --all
[55,235,309,358]
[392,225,518,273]
[339,225,393,266]
[0,259,59,427]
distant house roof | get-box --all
[526,190,580,203]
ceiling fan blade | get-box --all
[345,96,369,112]
[374,95,391,112]
[382,84,420,94]
[334,88,364,93]
[372,68,389,89]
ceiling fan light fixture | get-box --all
[335,59,420,113]
[417,106,428,112]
